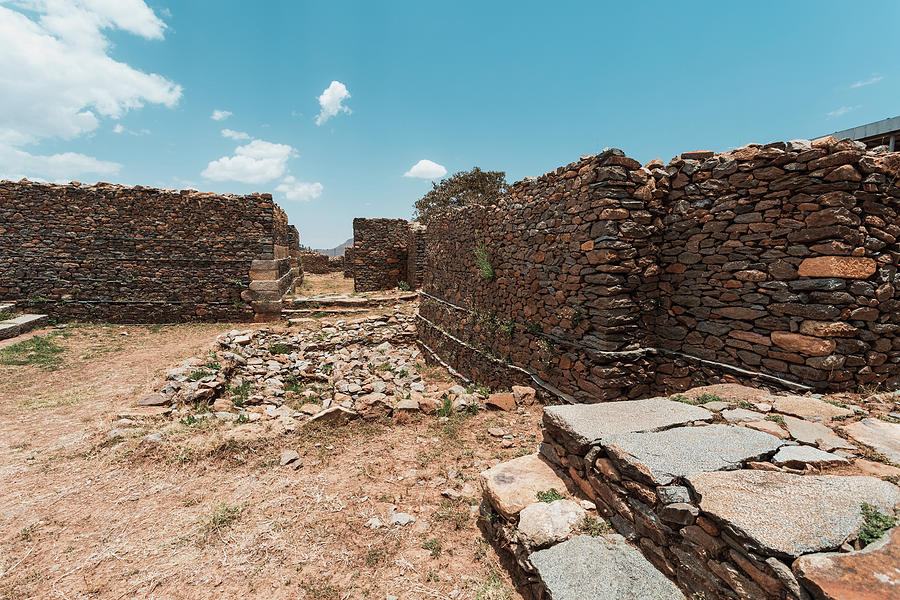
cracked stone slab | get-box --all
[793,526,900,600]
[480,453,569,520]
[687,470,900,558]
[543,398,712,453]
[529,534,685,600]
[517,499,586,549]
[783,415,854,451]
[772,395,853,421]
[771,445,848,469]
[843,418,900,463]
[603,424,784,485]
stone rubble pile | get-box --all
[479,383,900,600]
[137,313,535,430]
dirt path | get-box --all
[0,314,533,599]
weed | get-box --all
[669,394,691,404]
[524,321,542,334]
[736,400,755,410]
[321,362,334,375]
[422,538,442,558]
[697,393,722,404]
[180,414,200,427]
[474,242,495,280]
[824,398,849,409]
[198,503,245,537]
[299,578,339,599]
[365,547,386,567]
[398,280,411,291]
[435,500,469,530]
[269,342,292,355]
[765,414,785,425]
[397,369,409,378]
[437,394,453,418]
[536,488,566,503]
[18,522,41,541]
[0,310,17,321]
[859,502,897,545]
[230,380,251,406]
[474,569,511,600]
[580,515,609,537]
[883,475,900,486]
[878,414,900,424]
[499,321,514,338]
[188,369,212,381]
[426,570,439,582]
[0,335,66,370]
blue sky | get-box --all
[1,1,899,248]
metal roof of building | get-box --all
[831,115,900,140]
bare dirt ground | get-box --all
[0,276,533,600]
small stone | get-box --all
[280,449,300,466]
[390,512,416,526]
[657,485,691,504]
[137,393,168,406]
[517,499,586,548]
[770,332,836,357]
[212,398,234,413]
[143,432,163,443]
[480,454,569,520]
[702,401,731,412]
[659,503,699,526]
[309,406,358,426]
[512,385,537,405]
[797,256,877,279]
[488,427,505,437]
[486,392,515,411]
[365,517,383,529]
[744,420,790,439]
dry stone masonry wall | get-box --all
[352,217,411,292]
[0,180,299,322]
[419,138,900,394]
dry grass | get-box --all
[297,272,354,296]
[0,314,530,600]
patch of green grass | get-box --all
[268,342,292,355]
[0,310,17,321]
[474,242,495,280]
[669,394,692,404]
[765,414,785,425]
[398,280,411,291]
[365,546,386,567]
[536,488,566,503]
[859,502,897,545]
[824,398,849,409]
[580,515,609,537]
[180,414,201,427]
[198,503,245,536]
[697,393,722,404]
[434,500,469,530]
[321,362,333,375]
[736,400,755,410]
[0,335,66,370]
[299,578,339,599]
[397,369,409,378]
[283,374,306,395]
[474,569,511,600]
[437,394,453,418]
[230,380,251,407]
[188,369,212,381]
[422,537,442,558]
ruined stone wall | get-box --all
[352,218,410,292]
[406,222,427,290]
[343,247,354,278]
[420,139,900,394]
[0,180,298,322]
[299,251,333,274]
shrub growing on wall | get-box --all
[413,167,507,224]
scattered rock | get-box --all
[390,512,416,526]
[480,453,569,520]
[772,395,854,421]
[512,385,536,405]
[771,445,848,469]
[486,392,515,411]
[137,393,168,407]
[280,449,300,467]
[310,406,358,426]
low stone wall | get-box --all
[0,180,299,322]
[299,251,331,274]
[352,218,410,292]
[420,139,900,394]
[343,247,354,278]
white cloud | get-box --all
[0,1,179,181]
[211,109,232,121]
[275,176,323,202]
[851,75,883,89]
[201,139,294,184]
[315,81,351,126]
[827,105,860,119]
[221,128,250,140]
[0,144,120,182]
[403,159,447,179]
[113,123,125,134]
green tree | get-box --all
[413,167,508,224]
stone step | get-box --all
[0,302,16,313]
[0,314,49,341]
[284,292,417,308]
[283,307,369,316]
[538,393,900,599]
[479,453,684,599]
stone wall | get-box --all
[299,250,333,274]
[0,180,299,322]
[419,139,900,394]
[406,222,427,290]
[352,218,410,292]
[343,247,354,278]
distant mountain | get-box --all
[314,237,353,257]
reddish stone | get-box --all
[682,150,715,160]
[794,526,900,600]
[797,256,877,279]
[771,332,836,357]
[486,392,515,411]
[799,320,858,338]
[715,307,767,320]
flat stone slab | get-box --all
[0,314,48,341]
[772,395,853,421]
[771,445,848,469]
[687,470,900,557]
[783,416,854,451]
[480,453,569,520]
[529,534,685,600]
[543,398,712,453]
[722,407,766,423]
[843,418,900,463]
[682,383,771,405]
[603,424,783,485]
[794,526,900,600]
